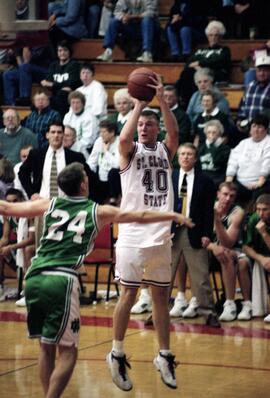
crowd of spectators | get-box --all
[0,0,270,323]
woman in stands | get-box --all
[175,20,231,109]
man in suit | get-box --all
[18,121,90,201]
[169,142,220,327]
[18,120,91,246]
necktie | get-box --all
[179,173,188,216]
[50,151,58,198]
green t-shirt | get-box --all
[26,197,98,279]
[244,213,270,256]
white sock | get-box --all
[112,340,124,355]
[106,48,112,55]
[159,349,172,357]
[140,288,150,298]
[176,291,186,300]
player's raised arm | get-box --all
[118,99,147,165]
[0,198,50,218]
[97,205,194,229]
[148,74,179,159]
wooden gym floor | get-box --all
[0,281,270,398]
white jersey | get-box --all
[117,142,174,248]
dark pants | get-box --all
[89,168,121,204]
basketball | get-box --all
[127,67,156,101]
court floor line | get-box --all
[1,310,270,339]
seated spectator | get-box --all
[63,90,99,158]
[98,0,117,37]
[166,0,208,62]
[86,0,103,38]
[187,68,230,124]
[243,193,270,321]
[77,62,108,121]
[0,158,15,199]
[41,40,81,117]
[63,125,87,156]
[2,45,54,106]
[23,91,62,148]
[206,182,252,321]
[0,188,34,302]
[198,120,231,188]
[87,120,120,204]
[108,88,134,134]
[16,0,29,20]
[159,85,191,144]
[233,1,260,39]
[97,0,158,63]
[193,90,230,147]
[13,145,33,199]
[175,20,231,108]
[48,1,65,16]
[48,0,88,50]
[241,39,270,88]
[226,114,270,206]
[0,109,38,166]
[237,56,270,143]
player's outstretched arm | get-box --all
[119,99,147,162]
[97,205,194,229]
[0,199,50,218]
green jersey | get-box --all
[26,197,98,279]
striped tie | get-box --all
[179,173,187,216]
[50,151,58,198]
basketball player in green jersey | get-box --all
[0,162,193,398]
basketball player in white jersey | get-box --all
[106,74,187,391]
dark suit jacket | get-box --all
[18,147,91,199]
[172,168,216,248]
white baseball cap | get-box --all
[255,56,270,67]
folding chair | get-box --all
[83,223,119,302]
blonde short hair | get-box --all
[205,20,226,37]
[113,88,133,106]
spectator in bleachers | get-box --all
[241,39,270,89]
[108,88,134,134]
[187,68,230,124]
[206,182,252,321]
[23,91,62,149]
[2,45,53,106]
[226,114,270,206]
[86,0,103,38]
[97,0,158,63]
[0,159,15,200]
[48,0,88,50]
[233,1,259,39]
[41,40,81,118]
[175,20,231,109]
[63,125,84,154]
[87,119,121,204]
[98,1,117,37]
[77,62,108,121]
[158,85,191,144]
[63,90,99,158]
[166,0,211,62]
[16,0,29,20]
[13,145,33,199]
[0,109,38,166]
[236,56,270,142]
[198,120,231,188]
[48,1,64,16]
[193,90,230,148]
[243,194,270,322]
